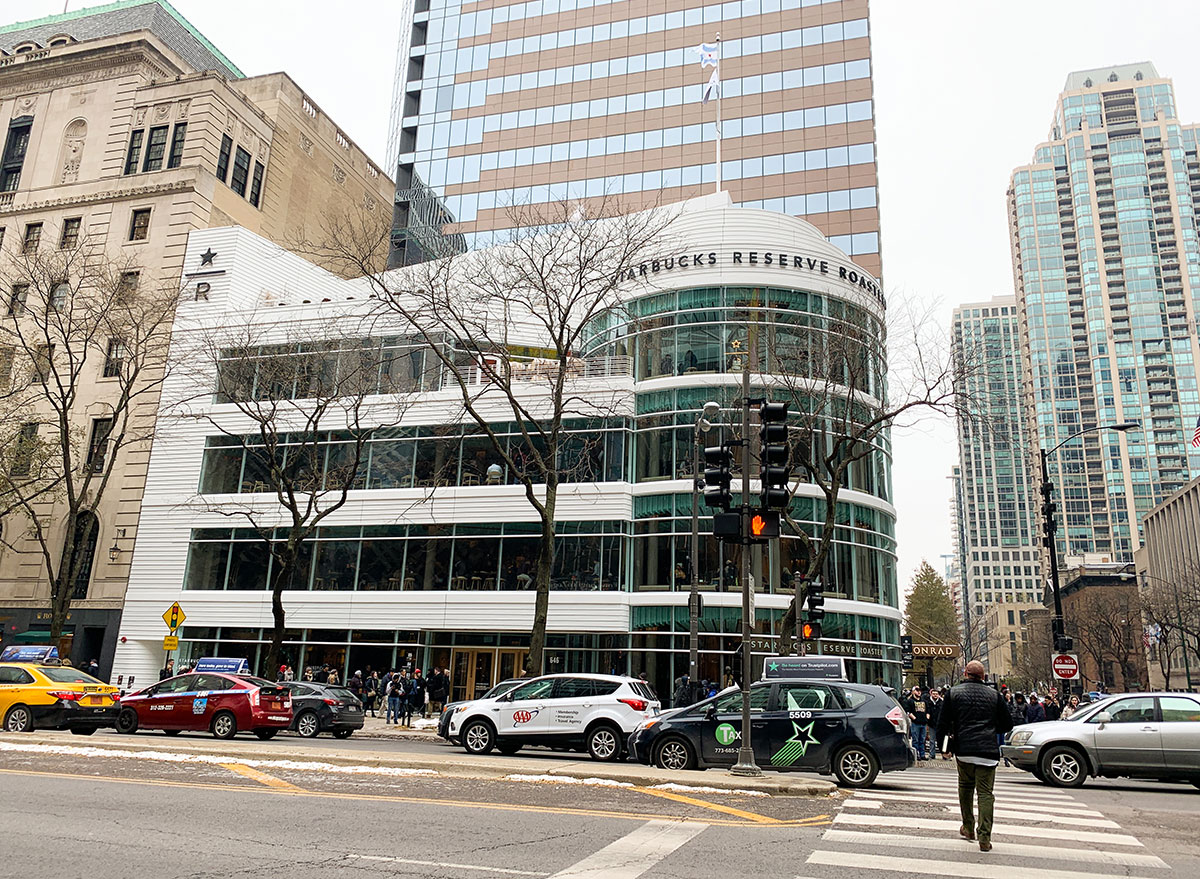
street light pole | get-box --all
[1039,421,1139,653]
[690,402,720,703]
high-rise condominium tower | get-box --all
[951,298,1043,632]
[387,0,881,270]
[1009,63,1200,563]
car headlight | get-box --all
[1009,730,1033,746]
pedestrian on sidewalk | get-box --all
[411,668,427,719]
[427,667,448,716]
[936,659,1014,853]
[159,659,174,681]
[1025,693,1045,724]
[386,673,404,725]
[903,686,929,760]
[364,672,380,717]
[399,670,414,726]
[1060,694,1081,720]
[1043,693,1061,721]
[927,688,945,759]
[349,670,364,705]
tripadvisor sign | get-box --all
[617,248,885,309]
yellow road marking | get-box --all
[220,762,303,792]
[0,767,828,828]
[634,786,781,824]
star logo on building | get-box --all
[200,248,217,266]
[771,720,820,766]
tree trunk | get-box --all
[526,488,557,676]
[261,546,295,678]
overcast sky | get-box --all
[26,0,1200,592]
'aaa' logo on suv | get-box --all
[513,709,539,725]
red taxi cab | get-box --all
[116,671,292,740]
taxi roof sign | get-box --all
[761,655,846,682]
[193,657,250,674]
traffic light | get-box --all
[1040,480,1057,547]
[703,443,734,510]
[801,587,825,642]
[747,509,779,541]
[758,401,790,511]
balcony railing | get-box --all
[456,355,632,387]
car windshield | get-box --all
[484,680,521,699]
[1068,696,1118,722]
[38,666,103,684]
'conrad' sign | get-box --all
[618,249,885,308]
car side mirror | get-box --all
[1093,710,1112,726]
[499,692,514,703]
[704,704,717,722]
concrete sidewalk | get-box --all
[1,731,838,797]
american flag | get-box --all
[1192,414,1200,449]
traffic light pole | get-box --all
[1040,448,1066,652]
[731,340,762,778]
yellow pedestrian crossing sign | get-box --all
[162,602,186,632]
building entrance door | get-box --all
[451,649,495,702]
[497,649,527,683]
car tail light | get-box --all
[886,705,907,733]
[618,698,647,712]
[249,689,261,707]
[49,691,84,702]
[323,698,344,707]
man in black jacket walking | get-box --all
[936,660,1013,853]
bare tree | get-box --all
[0,229,177,643]
[1010,619,1052,693]
[173,311,422,676]
[767,293,987,653]
[303,197,678,674]
[1071,587,1147,692]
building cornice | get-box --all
[0,178,197,216]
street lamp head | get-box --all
[702,402,720,418]
[1109,421,1139,433]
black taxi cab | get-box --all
[628,677,913,787]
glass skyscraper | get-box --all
[1009,63,1200,563]
[951,298,1043,631]
[387,0,881,272]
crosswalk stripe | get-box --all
[841,799,882,809]
[806,850,1162,879]
[883,781,1077,801]
[546,820,706,879]
[832,811,1142,846]
[820,830,1170,870]
[889,774,1071,795]
[851,792,1105,816]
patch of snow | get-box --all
[650,782,769,798]
[0,740,437,777]
[504,773,633,788]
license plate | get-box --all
[84,696,105,707]
[271,702,281,709]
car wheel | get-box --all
[115,708,139,735]
[586,723,622,762]
[654,737,697,771]
[498,740,522,755]
[211,711,238,740]
[295,711,321,738]
[1040,745,1087,788]
[462,719,495,755]
[164,729,181,736]
[1032,765,1048,783]
[332,730,353,739]
[3,705,33,733]
[833,745,880,788]
[254,729,278,740]
[70,727,97,736]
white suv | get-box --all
[450,674,661,761]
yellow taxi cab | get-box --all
[0,662,121,735]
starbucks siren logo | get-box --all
[714,723,739,745]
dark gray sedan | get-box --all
[1002,692,1200,788]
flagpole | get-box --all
[715,33,722,194]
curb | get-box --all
[0,732,837,797]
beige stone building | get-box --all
[981,601,1029,682]
[0,1,392,675]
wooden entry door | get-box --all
[451,649,495,702]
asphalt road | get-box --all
[3,736,1199,879]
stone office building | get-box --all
[0,0,392,676]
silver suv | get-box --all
[1001,692,1200,788]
